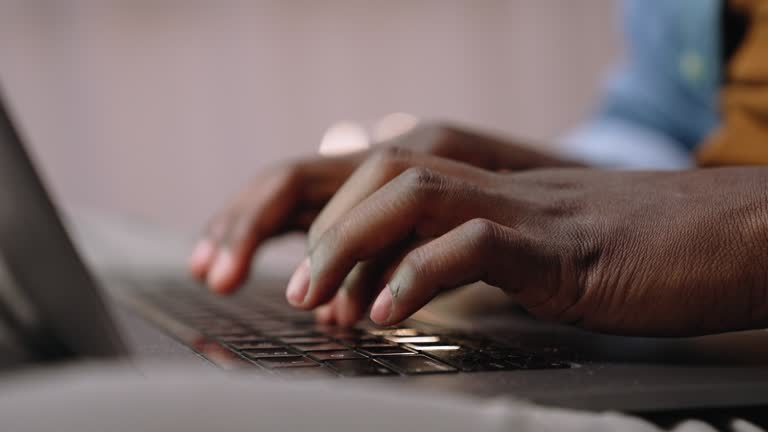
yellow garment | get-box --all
[698,0,768,166]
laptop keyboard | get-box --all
[129,285,571,378]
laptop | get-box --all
[2,88,768,417]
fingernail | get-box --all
[207,250,235,292]
[189,241,215,275]
[370,285,394,324]
[286,257,311,306]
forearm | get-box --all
[715,167,768,330]
[630,166,768,335]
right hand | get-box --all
[188,123,581,320]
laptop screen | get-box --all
[0,87,126,361]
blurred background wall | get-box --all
[0,0,620,233]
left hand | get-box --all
[285,148,768,336]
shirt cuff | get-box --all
[558,117,695,170]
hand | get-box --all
[189,123,579,295]
[287,149,768,336]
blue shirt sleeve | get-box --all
[560,0,722,169]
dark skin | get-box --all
[189,123,580,324]
[190,124,768,336]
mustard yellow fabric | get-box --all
[698,0,768,166]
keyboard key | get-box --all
[262,329,321,337]
[481,348,571,369]
[257,356,320,369]
[384,336,441,344]
[325,359,395,377]
[337,336,389,346]
[193,340,256,370]
[368,328,420,337]
[293,342,347,352]
[483,350,532,363]
[241,348,298,358]
[323,330,368,340]
[441,335,500,350]
[423,349,513,372]
[248,323,285,331]
[203,327,251,336]
[360,346,415,356]
[405,344,462,352]
[309,350,365,361]
[346,343,396,350]
[377,355,457,375]
[217,334,267,343]
[323,324,365,330]
[279,336,331,344]
[511,358,571,370]
[228,341,285,350]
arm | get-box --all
[289,148,768,336]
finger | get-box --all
[329,262,382,327]
[331,258,398,327]
[314,303,336,325]
[189,209,239,280]
[199,155,364,294]
[301,260,387,326]
[297,167,506,309]
[206,171,302,294]
[297,152,368,203]
[329,238,427,327]
[369,218,543,325]
[307,148,491,249]
[189,240,217,280]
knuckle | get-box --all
[399,166,444,193]
[367,146,414,173]
[464,218,501,242]
[379,144,414,161]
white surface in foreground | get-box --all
[0,362,684,432]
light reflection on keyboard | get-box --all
[129,285,571,378]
